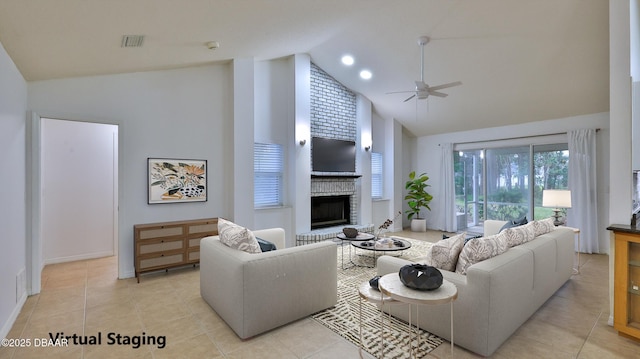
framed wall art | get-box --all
[148,158,207,204]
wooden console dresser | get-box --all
[134,217,218,282]
[609,224,640,341]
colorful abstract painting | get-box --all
[148,158,207,204]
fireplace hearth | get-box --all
[311,195,350,229]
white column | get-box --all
[233,58,255,228]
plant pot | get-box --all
[410,218,427,232]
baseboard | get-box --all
[0,291,27,340]
[43,250,114,265]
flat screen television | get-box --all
[311,137,356,173]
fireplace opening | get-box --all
[311,195,350,229]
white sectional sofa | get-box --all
[377,220,575,356]
[200,228,337,339]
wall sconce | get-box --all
[299,139,306,146]
[364,145,371,151]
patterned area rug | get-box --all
[312,237,443,358]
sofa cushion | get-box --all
[502,221,535,247]
[218,218,261,253]
[256,237,277,252]
[533,218,556,236]
[455,232,508,275]
[422,232,466,271]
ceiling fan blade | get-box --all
[403,94,416,102]
[428,81,462,91]
[428,91,448,98]
[386,90,416,94]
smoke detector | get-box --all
[121,35,145,48]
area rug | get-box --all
[312,237,443,358]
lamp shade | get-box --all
[542,189,572,208]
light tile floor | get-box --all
[1,229,639,358]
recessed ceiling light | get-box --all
[359,70,372,80]
[341,55,354,66]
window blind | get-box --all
[371,152,383,199]
[254,143,283,207]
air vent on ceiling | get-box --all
[121,35,145,48]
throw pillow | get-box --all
[443,233,481,245]
[502,221,535,247]
[455,231,508,275]
[423,232,466,272]
[533,217,556,236]
[218,218,261,254]
[256,237,277,252]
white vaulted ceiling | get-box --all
[0,0,609,136]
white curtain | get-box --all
[437,143,456,232]
[567,129,598,253]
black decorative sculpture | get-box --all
[399,264,443,291]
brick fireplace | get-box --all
[310,177,358,229]
[294,63,374,244]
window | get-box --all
[254,143,283,207]
[371,152,383,199]
[455,142,568,230]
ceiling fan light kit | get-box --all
[387,35,461,102]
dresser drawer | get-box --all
[138,226,183,240]
[139,253,184,270]
[188,222,217,235]
[188,238,201,248]
[139,239,184,255]
[187,250,199,262]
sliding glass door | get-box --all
[532,144,569,220]
[455,142,569,229]
[486,146,530,221]
[455,150,484,231]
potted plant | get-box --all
[404,171,433,232]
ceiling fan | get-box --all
[387,36,462,102]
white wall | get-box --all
[0,40,28,340]
[401,129,417,229]
[414,113,610,252]
[609,0,633,324]
[371,113,405,233]
[253,58,295,243]
[41,118,117,264]
[357,95,373,226]
[232,58,256,229]
[371,112,390,229]
[28,64,232,278]
[293,54,312,236]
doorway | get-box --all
[40,118,118,264]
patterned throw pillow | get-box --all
[423,232,466,271]
[218,218,261,253]
[455,232,508,275]
[533,218,556,237]
[502,221,536,247]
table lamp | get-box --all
[542,189,572,226]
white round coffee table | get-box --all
[378,273,458,358]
